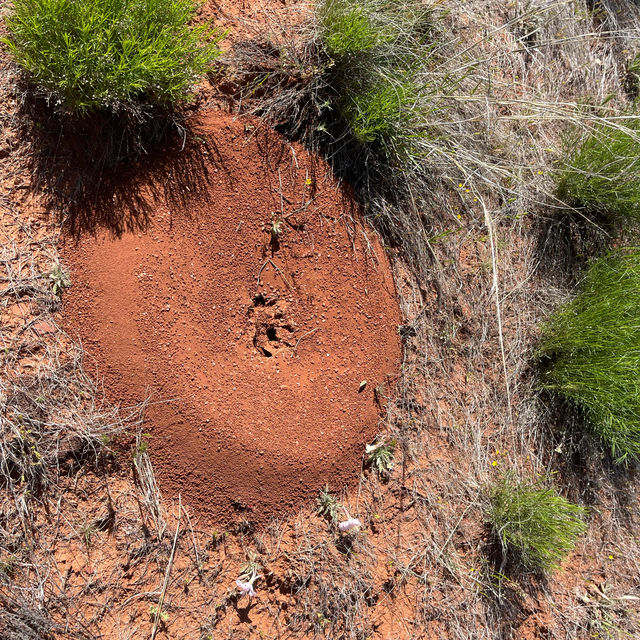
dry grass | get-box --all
[213,0,640,637]
[223,0,640,276]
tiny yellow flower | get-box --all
[456,214,461,219]
[492,461,498,467]
[458,183,463,188]
[608,554,614,560]
[537,170,543,175]
[495,449,500,455]
[465,188,470,193]
[305,177,312,185]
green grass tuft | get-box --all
[625,53,640,102]
[538,248,640,462]
[556,118,640,224]
[317,0,443,168]
[487,474,587,573]
[2,0,224,115]
[320,4,386,58]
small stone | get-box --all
[32,320,57,336]
[7,302,30,318]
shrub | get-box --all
[487,474,587,573]
[316,0,444,168]
[538,248,640,462]
[320,3,387,58]
[227,0,485,274]
[555,117,640,224]
[316,485,341,524]
[2,0,224,115]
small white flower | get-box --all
[235,579,256,597]
[338,517,362,532]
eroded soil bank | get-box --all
[61,111,402,524]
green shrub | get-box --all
[365,438,396,475]
[556,118,640,224]
[316,485,341,524]
[341,77,417,145]
[538,248,640,462]
[487,474,587,573]
[316,0,444,168]
[2,0,224,115]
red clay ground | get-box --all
[60,111,401,525]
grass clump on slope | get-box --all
[556,117,640,225]
[316,0,447,169]
[487,474,587,573]
[2,0,224,116]
[538,248,640,463]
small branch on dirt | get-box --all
[256,260,269,288]
[278,168,285,214]
[478,194,513,426]
[150,495,182,640]
[275,168,293,206]
[291,328,318,356]
[434,502,475,564]
[256,258,293,290]
[396,438,408,553]
[182,506,202,575]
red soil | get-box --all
[61,111,401,525]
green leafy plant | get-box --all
[149,605,170,623]
[270,213,284,238]
[556,118,640,224]
[538,248,640,462]
[3,0,225,115]
[0,556,18,579]
[316,485,341,524]
[238,553,262,583]
[487,474,587,573]
[366,438,396,475]
[48,263,71,296]
[79,521,98,548]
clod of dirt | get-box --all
[61,111,401,525]
[250,298,296,358]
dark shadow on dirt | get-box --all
[19,95,221,239]
[478,525,551,639]
[536,390,639,529]
[532,210,612,288]
[484,577,542,640]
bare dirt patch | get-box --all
[60,111,401,525]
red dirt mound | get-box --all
[61,111,401,525]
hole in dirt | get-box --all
[266,326,278,341]
[253,293,266,306]
[59,111,402,525]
